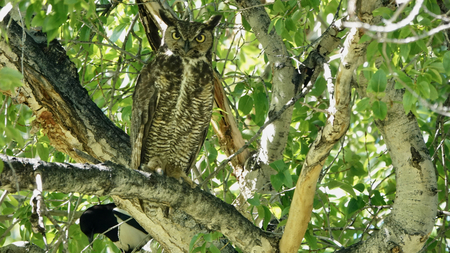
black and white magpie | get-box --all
[79,203,149,253]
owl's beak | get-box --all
[184,41,190,53]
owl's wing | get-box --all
[130,64,159,170]
[185,125,209,175]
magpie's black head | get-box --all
[79,203,120,243]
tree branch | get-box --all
[0,13,131,166]
[0,154,279,252]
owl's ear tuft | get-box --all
[159,10,176,26]
[206,15,222,29]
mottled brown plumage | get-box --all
[130,11,221,186]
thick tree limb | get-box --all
[0,14,131,167]
[0,154,280,252]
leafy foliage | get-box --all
[0,0,449,252]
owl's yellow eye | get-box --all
[195,34,206,43]
[172,32,181,40]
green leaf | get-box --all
[0,160,4,175]
[262,206,271,230]
[354,183,365,192]
[5,126,24,147]
[268,18,278,33]
[203,233,213,242]
[294,31,304,47]
[417,15,431,26]
[110,23,127,43]
[209,245,221,253]
[429,84,438,100]
[277,219,288,228]
[394,70,413,89]
[285,17,296,31]
[270,173,284,192]
[443,51,450,75]
[372,101,387,120]
[366,40,379,62]
[283,169,293,188]
[417,81,430,99]
[273,0,285,14]
[399,43,410,62]
[403,90,416,114]
[271,204,282,219]
[347,198,360,216]
[304,230,318,249]
[241,129,256,140]
[369,69,387,93]
[427,68,442,84]
[370,190,386,205]
[415,39,428,54]
[121,106,132,122]
[275,18,284,36]
[238,95,253,115]
[253,90,268,125]
[269,160,286,172]
[355,97,371,112]
[309,76,326,97]
[233,82,245,96]
[372,7,393,18]
[65,0,80,4]
[327,180,357,198]
[399,27,411,38]
[350,164,366,177]
[37,143,49,162]
[248,196,260,206]
[0,67,23,94]
[189,233,203,253]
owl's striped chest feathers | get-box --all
[143,53,214,173]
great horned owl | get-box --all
[130,10,221,186]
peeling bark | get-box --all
[0,14,131,166]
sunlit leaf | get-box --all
[372,100,387,120]
[327,180,357,198]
